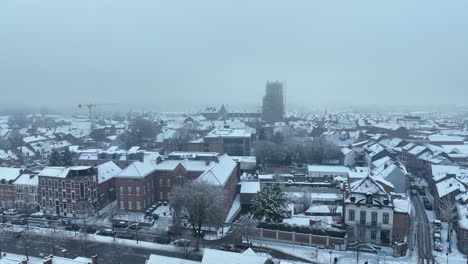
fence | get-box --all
[253,228,347,250]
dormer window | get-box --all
[366,193,373,204]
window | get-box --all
[120,186,123,194]
[49,200,53,207]
[360,211,366,224]
[159,192,163,200]
[128,201,132,210]
[176,176,185,186]
[71,182,75,189]
[167,179,171,187]
[128,186,132,195]
[383,213,389,224]
[62,191,66,198]
[62,182,65,188]
[120,201,124,210]
[349,210,355,221]
[136,201,141,210]
[42,198,46,207]
[79,182,85,199]
[63,202,67,209]
[371,212,377,224]
[159,178,163,186]
[136,187,140,195]
[371,230,377,240]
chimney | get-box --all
[138,153,144,163]
[91,255,98,264]
[205,159,210,166]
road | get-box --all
[413,193,435,264]
[0,228,202,264]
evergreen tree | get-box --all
[49,149,62,166]
[250,184,289,223]
[61,149,73,166]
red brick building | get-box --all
[38,166,98,217]
[115,153,240,215]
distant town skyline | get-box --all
[1,0,468,110]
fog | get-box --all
[1,0,467,111]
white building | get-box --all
[13,173,39,210]
[345,176,394,246]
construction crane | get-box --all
[77,103,117,129]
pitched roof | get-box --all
[195,154,237,186]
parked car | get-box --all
[11,218,27,225]
[173,239,191,247]
[113,221,128,228]
[65,224,81,231]
[152,213,159,220]
[38,222,51,228]
[116,232,135,240]
[411,189,417,196]
[128,223,141,230]
[434,239,443,251]
[30,212,45,218]
[4,209,17,215]
[46,214,60,220]
[424,202,433,210]
[418,188,426,196]
[154,236,171,244]
[432,220,442,232]
[11,232,23,239]
[144,209,153,216]
[433,232,441,242]
[98,229,115,237]
[82,226,97,234]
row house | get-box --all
[13,173,39,211]
[0,167,30,209]
[38,166,98,216]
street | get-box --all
[413,192,434,264]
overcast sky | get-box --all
[1,1,467,111]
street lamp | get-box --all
[329,250,332,264]
[446,252,449,264]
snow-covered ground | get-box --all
[252,240,417,264]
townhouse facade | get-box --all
[38,166,98,216]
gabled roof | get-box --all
[350,176,388,195]
[195,154,237,186]
[96,161,122,183]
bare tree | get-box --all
[438,198,457,247]
[327,204,338,215]
[110,241,128,264]
[233,214,258,245]
[171,181,226,251]
[42,223,66,255]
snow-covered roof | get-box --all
[202,248,267,264]
[154,160,182,171]
[240,181,260,194]
[350,176,387,195]
[428,134,464,142]
[145,254,199,264]
[308,165,350,174]
[13,174,38,186]
[431,165,461,182]
[96,161,122,183]
[39,166,92,178]
[393,198,411,214]
[0,167,24,181]
[0,252,92,264]
[118,155,161,178]
[23,135,47,144]
[196,154,237,186]
[205,127,253,138]
[436,177,466,198]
